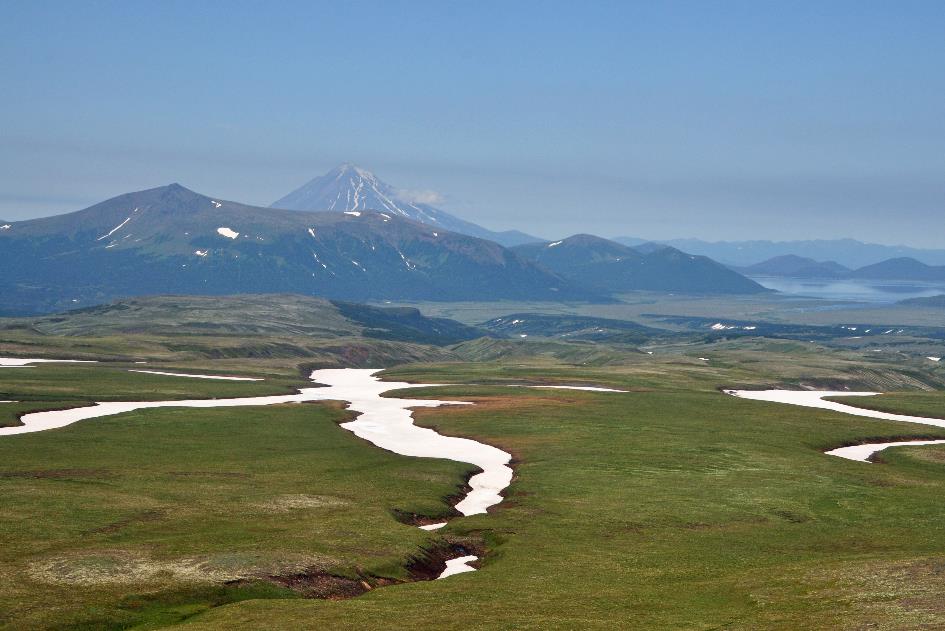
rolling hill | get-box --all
[513,235,767,295]
[740,255,850,278]
[24,294,489,345]
[0,184,599,315]
[848,257,945,281]
[272,163,540,246]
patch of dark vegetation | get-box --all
[244,569,392,600]
[332,300,488,345]
[236,538,488,602]
[771,509,812,524]
[0,468,112,480]
[405,539,485,581]
[87,509,164,535]
[166,470,252,479]
[48,582,301,631]
[390,507,457,528]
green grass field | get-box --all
[180,375,945,630]
[3,307,945,629]
[829,392,945,420]
[0,401,472,629]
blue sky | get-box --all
[2,1,943,246]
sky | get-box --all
[1,0,944,246]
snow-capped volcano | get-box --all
[271,163,539,247]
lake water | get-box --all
[750,276,945,304]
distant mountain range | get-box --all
[613,237,945,268]
[738,255,945,282]
[0,182,791,316]
[272,163,540,247]
[513,234,767,295]
[0,183,599,315]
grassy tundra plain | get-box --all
[1,296,944,629]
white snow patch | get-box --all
[527,385,628,393]
[97,216,132,241]
[129,369,262,381]
[0,357,97,368]
[307,228,317,238]
[0,224,10,230]
[210,200,222,208]
[698,357,710,361]
[547,240,563,248]
[344,211,361,217]
[929,357,942,362]
[437,555,478,579]
[194,250,208,257]
[217,227,239,239]
[418,522,447,531]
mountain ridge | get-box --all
[513,235,767,295]
[613,236,945,268]
[0,184,600,315]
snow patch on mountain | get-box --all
[217,227,239,239]
[98,215,133,241]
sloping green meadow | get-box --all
[1,354,945,629]
[0,402,471,629]
[184,372,945,630]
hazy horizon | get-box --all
[2,1,943,247]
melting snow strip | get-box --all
[129,369,263,381]
[726,389,945,462]
[0,357,97,368]
[97,216,132,241]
